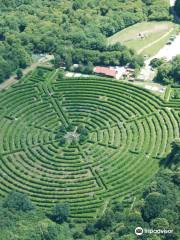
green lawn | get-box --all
[108,21,177,57]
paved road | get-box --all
[170,0,175,6]
[154,35,180,60]
[138,0,180,84]
[146,0,180,60]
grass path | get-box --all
[107,21,176,57]
[138,28,174,54]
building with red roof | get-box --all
[93,66,118,78]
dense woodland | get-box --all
[0,0,171,82]
[0,141,179,240]
[175,0,180,15]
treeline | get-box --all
[175,0,180,16]
[0,0,171,82]
[0,191,71,240]
[152,55,180,85]
[0,141,179,239]
[54,44,144,73]
[0,43,31,83]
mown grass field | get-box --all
[107,21,177,57]
[0,67,179,220]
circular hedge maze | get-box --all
[0,68,179,220]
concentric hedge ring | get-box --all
[0,68,179,219]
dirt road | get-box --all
[0,55,54,91]
[0,62,40,90]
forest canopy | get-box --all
[0,0,171,82]
[175,0,180,15]
[154,55,180,85]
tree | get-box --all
[171,55,180,84]
[119,235,136,240]
[164,141,180,166]
[155,63,173,85]
[64,54,72,70]
[147,236,162,240]
[67,123,75,132]
[73,231,84,239]
[173,168,180,186]
[0,207,17,229]
[121,51,132,65]
[85,223,97,235]
[78,126,89,144]
[37,68,44,77]
[129,55,144,69]
[160,209,179,224]
[58,70,65,80]
[54,55,62,68]
[44,225,59,240]
[59,125,66,134]
[175,0,180,16]
[0,57,11,82]
[16,46,31,68]
[150,58,166,68]
[83,62,94,74]
[3,191,34,212]
[154,56,180,85]
[95,210,114,230]
[27,224,58,240]
[59,137,66,146]
[150,217,169,229]
[72,0,83,10]
[16,68,23,79]
[49,203,69,224]
[147,0,171,21]
[142,192,166,222]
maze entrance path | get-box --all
[0,68,179,219]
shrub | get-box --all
[49,203,70,224]
[142,192,166,221]
[3,191,34,212]
[150,58,166,68]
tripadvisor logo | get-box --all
[135,227,143,236]
[56,123,89,146]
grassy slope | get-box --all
[107,21,176,57]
